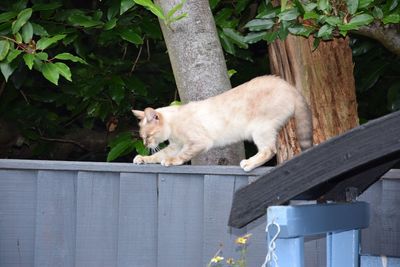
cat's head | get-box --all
[132,107,169,149]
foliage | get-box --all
[210,0,399,51]
[0,0,176,161]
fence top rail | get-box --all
[0,159,270,176]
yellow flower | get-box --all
[235,233,252,245]
[226,258,235,265]
[211,256,224,263]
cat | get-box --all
[132,75,313,172]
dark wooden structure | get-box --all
[229,110,400,228]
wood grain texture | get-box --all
[269,35,359,163]
[0,170,37,267]
[229,110,400,228]
[34,170,76,267]
[117,172,158,267]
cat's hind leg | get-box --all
[240,129,277,172]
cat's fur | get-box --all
[132,75,313,171]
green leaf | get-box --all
[346,0,358,14]
[36,34,66,50]
[358,0,374,9]
[304,2,318,11]
[303,11,319,20]
[32,2,62,11]
[54,62,72,81]
[313,37,321,50]
[256,9,278,19]
[6,49,22,63]
[107,139,136,161]
[372,7,383,19]
[278,8,300,21]
[54,52,87,64]
[288,25,314,36]
[23,53,34,69]
[317,24,333,38]
[215,8,233,27]
[219,31,236,55]
[68,14,103,28]
[31,23,49,36]
[325,16,342,26]
[0,11,17,23]
[228,69,237,78]
[382,14,400,24]
[15,33,22,43]
[35,52,48,60]
[385,0,399,11]
[339,14,374,31]
[0,40,10,61]
[134,140,149,156]
[294,0,305,14]
[317,0,330,12]
[21,22,33,43]
[11,8,32,34]
[0,62,16,81]
[222,28,248,49]
[120,0,135,15]
[104,18,117,30]
[133,0,165,20]
[244,32,267,43]
[167,0,186,19]
[41,63,60,85]
[119,28,144,45]
[107,4,120,20]
[263,31,279,43]
[244,19,274,31]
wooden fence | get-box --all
[0,159,399,267]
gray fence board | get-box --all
[75,171,120,267]
[157,174,204,267]
[203,175,247,266]
[34,170,76,267]
[117,172,158,267]
[0,170,36,267]
[0,160,399,267]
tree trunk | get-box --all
[155,0,245,165]
[268,35,359,163]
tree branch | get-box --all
[353,23,400,56]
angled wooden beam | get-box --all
[229,111,400,228]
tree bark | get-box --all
[268,35,359,163]
[155,0,245,165]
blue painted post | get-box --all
[265,202,369,267]
[327,230,360,267]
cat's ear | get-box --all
[144,107,159,122]
[132,110,145,120]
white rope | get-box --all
[261,219,281,267]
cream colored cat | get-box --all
[132,75,313,172]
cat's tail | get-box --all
[294,94,313,150]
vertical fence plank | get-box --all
[34,170,76,267]
[0,170,37,267]
[75,171,120,267]
[203,175,247,266]
[157,173,204,267]
[117,173,158,267]
[381,179,400,256]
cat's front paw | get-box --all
[161,157,184,167]
[133,155,148,164]
[240,159,255,172]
